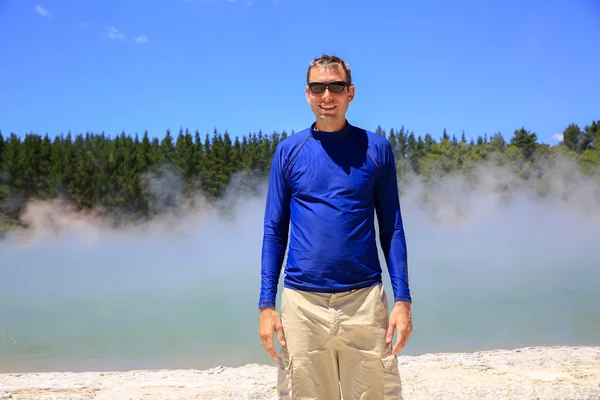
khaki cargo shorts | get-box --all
[277,283,403,400]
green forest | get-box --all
[0,119,599,234]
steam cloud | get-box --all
[3,151,599,242]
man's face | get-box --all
[305,65,354,130]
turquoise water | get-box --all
[1,195,599,373]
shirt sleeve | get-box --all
[374,140,412,303]
[258,144,291,309]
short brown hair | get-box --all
[306,54,352,84]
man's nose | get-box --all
[322,88,333,100]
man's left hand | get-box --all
[386,301,412,354]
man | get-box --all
[258,54,412,400]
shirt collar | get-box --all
[310,120,352,141]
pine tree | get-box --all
[510,127,537,160]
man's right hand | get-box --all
[258,306,286,360]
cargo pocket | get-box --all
[381,353,403,399]
[277,347,294,399]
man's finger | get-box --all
[259,328,278,360]
[276,323,286,347]
[392,326,412,354]
[386,320,396,343]
[392,334,406,354]
[262,335,278,360]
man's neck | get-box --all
[315,120,346,132]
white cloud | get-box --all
[135,36,148,44]
[34,5,52,18]
[552,133,564,142]
[106,27,125,40]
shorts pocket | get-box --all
[277,348,294,399]
[381,353,403,399]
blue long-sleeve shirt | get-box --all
[259,121,411,309]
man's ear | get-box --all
[348,85,355,102]
[305,86,310,102]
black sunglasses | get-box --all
[308,81,350,94]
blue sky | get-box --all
[1,0,599,145]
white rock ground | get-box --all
[1,346,599,399]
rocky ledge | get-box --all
[0,346,599,399]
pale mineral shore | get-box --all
[1,346,599,400]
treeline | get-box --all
[0,120,599,230]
